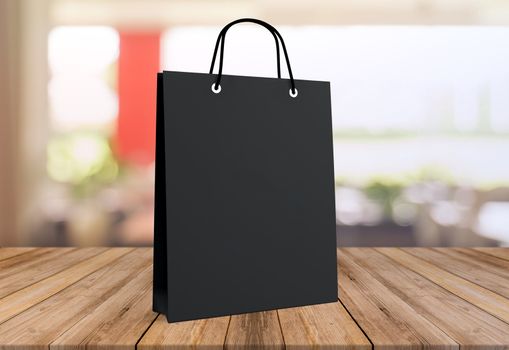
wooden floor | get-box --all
[0,248,508,349]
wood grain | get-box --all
[402,248,509,299]
[339,251,458,350]
[343,248,509,349]
[138,315,230,350]
[377,247,509,323]
[0,247,107,298]
[225,311,284,350]
[51,252,156,350]
[455,248,509,274]
[474,247,509,261]
[0,248,131,324]
[0,248,36,262]
[1,247,509,350]
[0,249,148,350]
[0,248,56,273]
[278,302,372,350]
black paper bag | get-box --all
[153,18,337,323]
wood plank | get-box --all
[376,248,509,324]
[447,248,509,279]
[278,302,372,350]
[457,248,509,273]
[51,260,156,350]
[0,248,36,262]
[0,248,56,272]
[0,247,107,298]
[0,247,507,350]
[0,249,151,350]
[0,248,131,324]
[225,311,284,350]
[474,247,509,261]
[138,314,230,350]
[342,248,509,349]
[402,248,509,299]
[339,251,457,350]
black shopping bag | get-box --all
[153,18,337,322]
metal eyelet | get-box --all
[211,83,221,94]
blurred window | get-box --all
[47,26,119,185]
[48,26,119,131]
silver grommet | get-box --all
[289,88,298,98]
[211,83,221,94]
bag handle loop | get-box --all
[209,18,297,95]
[209,22,281,81]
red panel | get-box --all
[116,31,160,166]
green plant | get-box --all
[47,131,120,197]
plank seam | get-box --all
[275,310,287,349]
[223,316,232,350]
[134,312,160,350]
[451,248,509,279]
[378,247,509,327]
[0,248,133,326]
[405,248,509,302]
[337,297,374,350]
[0,248,80,287]
[49,260,155,350]
[0,248,36,262]
[469,248,509,263]
[0,248,104,304]
[344,248,464,348]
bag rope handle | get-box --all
[209,18,297,96]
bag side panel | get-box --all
[152,73,168,315]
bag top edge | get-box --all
[160,70,330,86]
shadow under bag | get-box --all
[153,18,337,323]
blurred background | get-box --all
[1,0,509,247]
